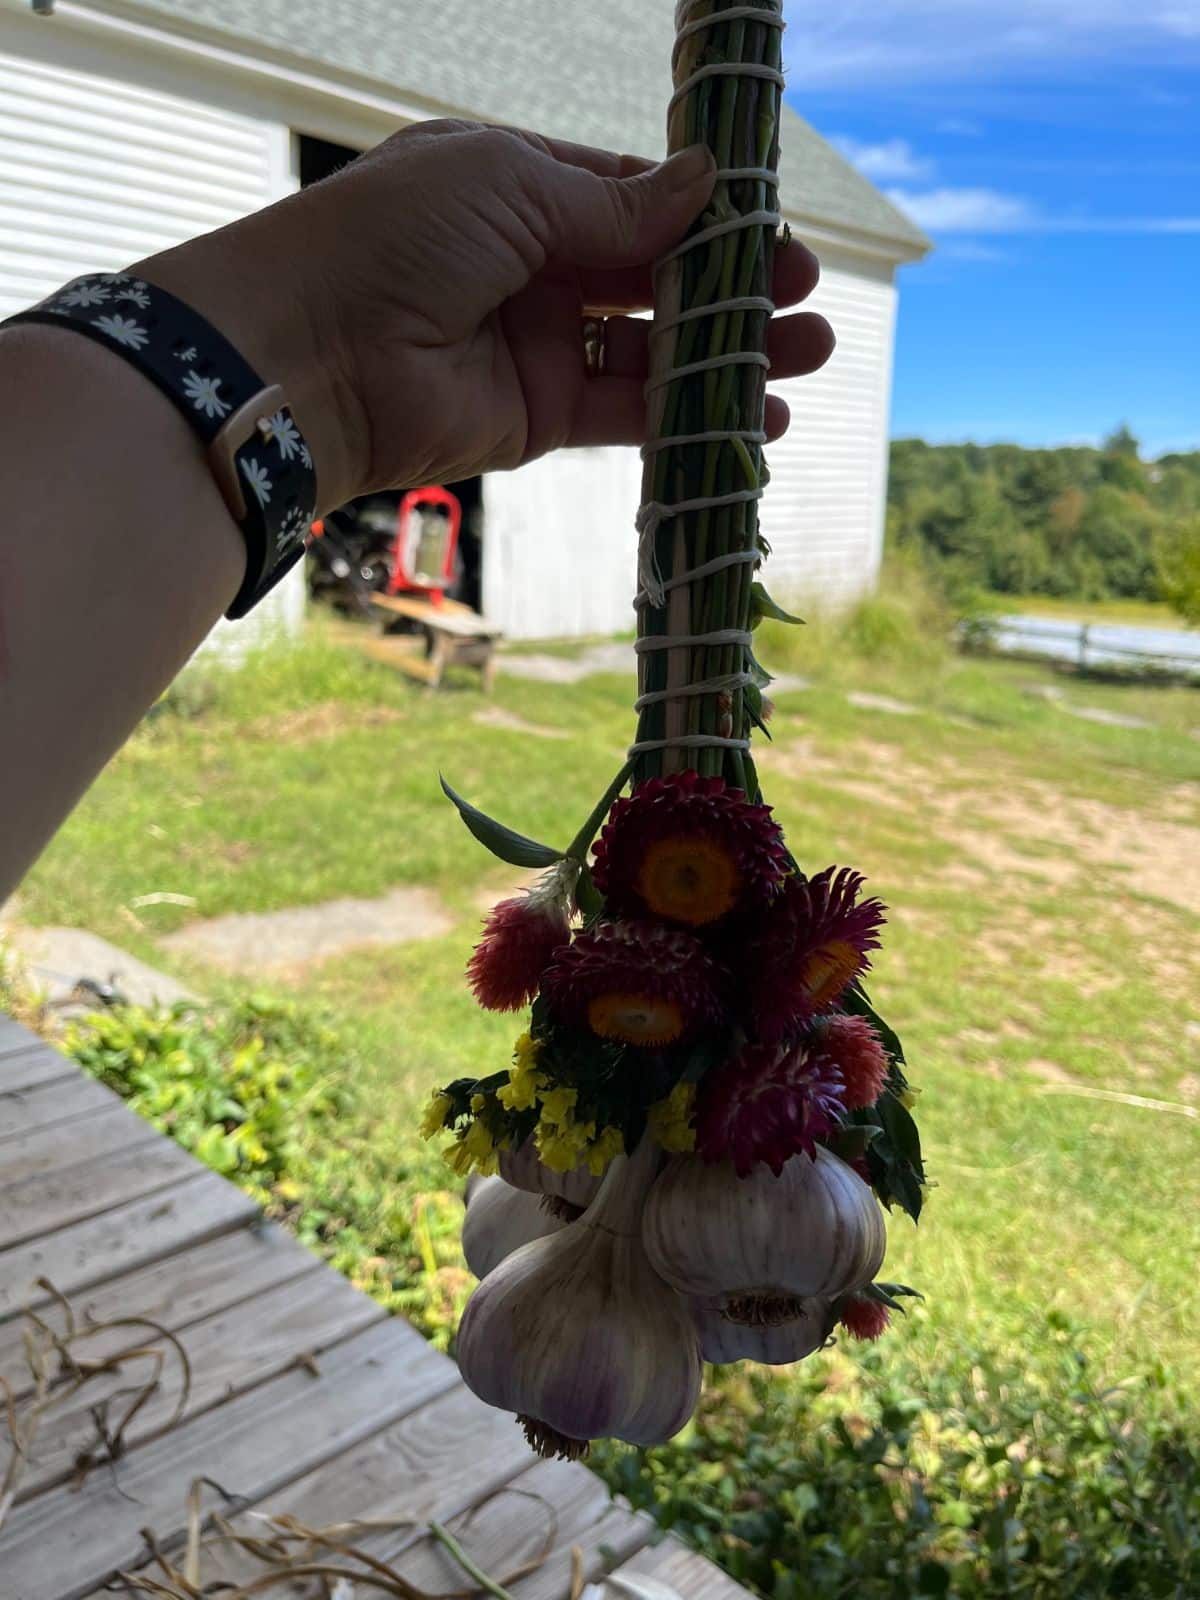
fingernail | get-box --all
[660,143,716,191]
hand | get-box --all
[138,121,835,511]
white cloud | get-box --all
[832,136,935,181]
[782,1,1200,85]
[886,185,1036,231]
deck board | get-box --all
[0,1073,122,1145]
[0,1013,750,1600]
[0,1135,201,1248]
[0,1219,318,1402]
[3,1319,456,1600]
[0,1039,79,1094]
[15,1265,383,1503]
[0,1168,259,1319]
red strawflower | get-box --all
[540,920,727,1047]
[838,1294,891,1341]
[695,1038,847,1176]
[743,868,886,1043]
[467,874,573,1012]
[593,771,788,928]
[812,1013,889,1110]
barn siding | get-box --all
[0,28,302,651]
[482,446,643,640]
[762,244,898,606]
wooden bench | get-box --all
[367,592,502,692]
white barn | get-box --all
[0,0,930,642]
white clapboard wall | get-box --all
[0,33,302,650]
[764,243,898,608]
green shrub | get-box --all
[595,1317,1200,1599]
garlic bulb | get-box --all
[642,1146,885,1325]
[457,1136,701,1459]
[462,1174,571,1281]
[499,1136,601,1211]
[690,1296,834,1365]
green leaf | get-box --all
[844,980,908,1072]
[575,863,605,919]
[750,582,805,629]
[440,776,563,868]
[829,1124,882,1161]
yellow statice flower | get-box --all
[538,1085,579,1126]
[646,1081,697,1153]
[536,1117,595,1173]
[498,1032,547,1111]
[419,1090,454,1141]
[584,1124,626,1177]
[443,1118,502,1177]
[900,1086,920,1110]
[469,1092,486,1113]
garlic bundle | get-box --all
[499,1136,601,1212]
[643,1146,885,1325]
[462,1174,571,1281]
[690,1297,834,1365]
[457,1137,701,1459]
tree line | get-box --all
[887,428,1200,619]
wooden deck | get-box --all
[0,1014,747,1600]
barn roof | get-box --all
[84,0,931,259]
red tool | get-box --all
[387,486,462,606]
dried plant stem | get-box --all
[636,0,784,793]
[429,1520,518,1600]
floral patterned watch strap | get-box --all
[3,272,318,619]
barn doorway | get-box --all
[296,132,485,615]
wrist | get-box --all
[133,201,368,513]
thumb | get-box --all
[542,144,717,268]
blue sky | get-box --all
[781,2,1200,456]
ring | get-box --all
[582,317,607,378]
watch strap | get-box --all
[4,272,318,619]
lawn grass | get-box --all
[15,612,1200,1412]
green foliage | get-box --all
[594,1321,1200,1599]
[63,998,472,1348]
[64,998,348,1206]
[1154,516,1200,626]
[888,433,1200,604]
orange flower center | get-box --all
[635,836,740,926]
[587,992,686,1047]
[800,940,862,1007]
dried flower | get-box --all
[497,1032,546,1111]
[467,862,578,1012]
[838,1293,891,1341]
[646,1081,698,1153]
[695,1039,846,1176]
[540,920,727,1047]
[419,1090,454,1140]
[592,771,788,928]
[813,1013,889,1110]
[743,868,886,1043]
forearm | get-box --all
[0,324,243,901]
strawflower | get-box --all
[813,1013,889,1110]
[744,867,886,1043]
[467,862,577,1012]
[695,1038,846,1176]
[540,920,727,1047]
[838,1294,891,1341]
[593,771,787,927]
